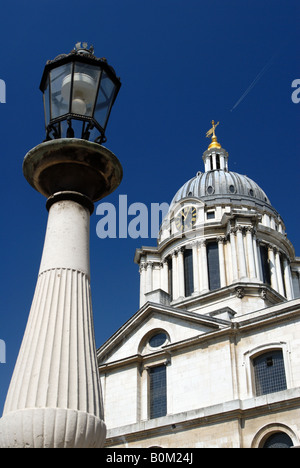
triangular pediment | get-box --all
[97,302,230,365]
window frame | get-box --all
[259,244,271,286]
[243,342,291,398]
[148,364,167,420]
[252,349,287,396]
[251,424,298,448]
[206,240,220,290]
[184,248,194,297]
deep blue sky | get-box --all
[0,0,299,413]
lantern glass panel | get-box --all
[71,62,100,117]
[94,71,116,128]
[43,74,50,127]
[50,62,72,120]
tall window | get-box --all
[167,257,173,300]
[149,365,167,419]
[207,242,220,290]
[184,249,194,297]
[253,350,287,396]
[280,254,287,297]
[260,245,271,286]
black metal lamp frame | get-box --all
[40,45,121,144]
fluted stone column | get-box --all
[275,250,285,296]
[139,262,147,307]
[177,248,185,298]
[0,138,123,448]
[229,229,239,282]
[236,226,247,280]
[245,227,257,280]
[146,262,153,293]
[283,257,294,300]
[253,233,262,282]
[192,242,200,294]
[199,240,209,292]
[0,198,105,448]
[217,236,226,288]
[172,251,179,300]
[268,245,279,292]
[161,260,169,294]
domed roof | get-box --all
[171,169,271,207]
[170,122,273,211]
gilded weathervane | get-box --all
[206,120,221,149]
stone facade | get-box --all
[97,136,300,448]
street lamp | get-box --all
[0,44,122,448]
[40,41,121,144]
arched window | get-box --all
[253,350,287,396]
[262,432,293,448]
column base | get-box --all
[0,407,106,448]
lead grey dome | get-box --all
[171,169,272,208]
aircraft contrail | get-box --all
[230,52,277,112]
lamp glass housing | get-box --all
[40,47,121,144]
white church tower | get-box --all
[97,123,300,448]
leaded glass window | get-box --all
[207,242,220,290]
[149,365,167,419]
[253,350,287,396]
[184,249,194,297]
[260,245,271,286]
[168,257,173,300]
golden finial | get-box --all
[206,120,221,149]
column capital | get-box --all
[139,263,147,273]
[236,225,245,234]
[245,226,256,235]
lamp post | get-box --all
[0,43,122,448]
